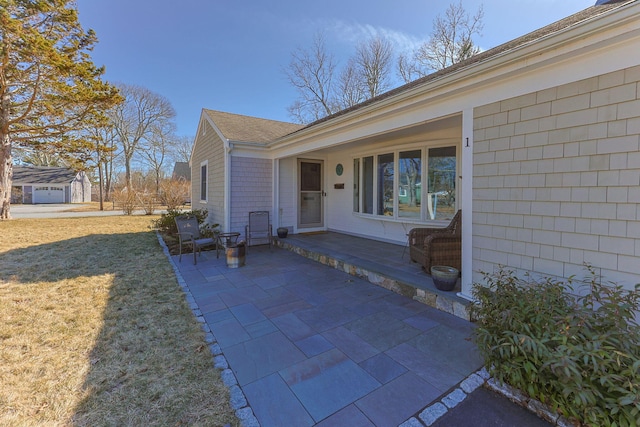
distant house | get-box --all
[190,1,640,300]
[12,166,91,204]
[172,162,191,181]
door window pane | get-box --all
[301,162,321,191]
[377,153,394,216]
[398,150,421,218]
[428,146,456,220]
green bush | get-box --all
[150,208,211,235]
[472,267,640,427]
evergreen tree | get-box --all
[0,0,120,219]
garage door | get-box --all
[33,186,65,203]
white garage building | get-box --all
[11,166,92,204]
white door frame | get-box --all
[297,159,324,230]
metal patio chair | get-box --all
[245,211,272,252]
[175,214,217,264]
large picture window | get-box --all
[428,147,456,220]
[353,145,457,221]
[398,150,421,219]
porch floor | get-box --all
[274,231,472,321]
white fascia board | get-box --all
[268,2,640,156]
[226,140,271,158]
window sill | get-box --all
[352,212,451,227]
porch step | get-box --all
[273,233,473,321]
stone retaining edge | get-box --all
[274,238,473,321]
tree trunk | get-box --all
[124,153,133,190]
[0,130,13,220]
[103,153,113,201]
[97,159,104,211]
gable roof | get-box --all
[12,166,78,185]
[172,162,191,180]
[204,109,304,143]
[299,0,637,130]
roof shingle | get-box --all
[12,166,78,185]
[205,109,304,143]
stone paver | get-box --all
[160,233,551,427]
[169,244,482,426]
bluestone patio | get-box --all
[171,234,483,426]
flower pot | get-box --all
[430,265,459,291]
[277,227,288,238]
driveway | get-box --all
[9,204,162,219]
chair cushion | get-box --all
[194,237,215,246]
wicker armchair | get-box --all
[409,210,462,272]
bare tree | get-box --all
[397,52,424,85]
[336,58,366,109]
[286,33,395,122]
[171,135,193,163]
[110,84,176,190]
[398,2,484,83]
[85,121,118,209]
[139,121,175,195]
[285,32,338,123]
[354,36,394,99]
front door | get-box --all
[298,159,324,229]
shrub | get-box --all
[472,267,640,427]
[160,179,190,210]
[113,188,136,215]
[150,208,211,235]
[138,191,157,215]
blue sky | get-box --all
[75,0,596,137]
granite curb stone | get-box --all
[419,402,448,426]
[156,232,256,426]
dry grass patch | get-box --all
[0,216,237,426]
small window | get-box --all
[200,161,208,201]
